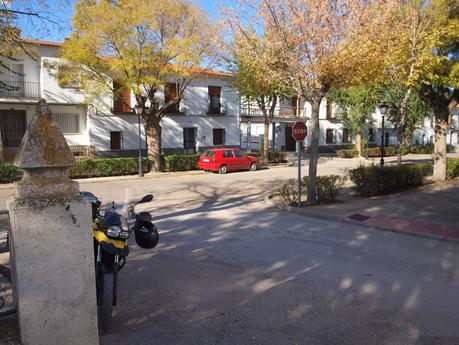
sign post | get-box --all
[292,122,308,208]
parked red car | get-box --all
[198,148,260,174]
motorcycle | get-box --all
[80,192,159,334]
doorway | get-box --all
[285,126,297,152]
[0,109,27,161]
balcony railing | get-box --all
[241,106,305,119]
[0,81,41,98]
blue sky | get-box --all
[15,0,236,42]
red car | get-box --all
[198,148,260,174]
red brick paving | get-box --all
[350,213,459,240]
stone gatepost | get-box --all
[7,99,99,345]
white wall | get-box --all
[161,115,239,149]
[88,112,146,151]
[0,103,89,146]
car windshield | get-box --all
[203,151,215,157]
[234,151,247,158]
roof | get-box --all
[20,38,63,47]
[21,38,231,78]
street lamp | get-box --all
[134,104,144,177]
[379,104,389,166]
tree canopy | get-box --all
[60,0,220,171]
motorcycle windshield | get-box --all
[103,210,122,226]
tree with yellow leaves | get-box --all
[245,0,389,204]
[382,0,459,180]
[60,0,219,171]
[227,20,289,163]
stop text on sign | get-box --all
[292,122,308,141]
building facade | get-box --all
[0,39,240,162]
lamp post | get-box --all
[134,104,144,177]
[379,104,389,166]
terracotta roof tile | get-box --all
[21,38,231,77]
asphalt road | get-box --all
[2,157,459,344]
[87,160,459,345]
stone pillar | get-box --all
[7,99,99,345]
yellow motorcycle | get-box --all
[81,192,159,334]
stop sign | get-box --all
[292,122,308,141]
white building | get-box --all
[240,96,459,152]
[0,39,240,162]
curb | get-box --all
[264,196,459,243]
[0,170,208,190]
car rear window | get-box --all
[203,151,215,157]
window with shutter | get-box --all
[165,83,180,113]
[208,86,221,114]
[326,129,335,144]
[213,128,225,146]
[113,82,131,113]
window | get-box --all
[342,128,351,143]
[203,150,215,158]
[368,128,375,142]
[54,113,80,134]
[326,100,334,120]
[234,151,247,158]
[113,82,131,113]
[208,86,221,114]
[165,83,180,113]
[183,128,196,153]
[223,150,234,158]
[326,129,335,144]
[110,131,123,150]
[291,96,300,116]
[213,128,226,146]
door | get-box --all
[0,110,27,162]
[183,128,197,154]
[234,150,251,170]
[285,126,296,152]
[222,150,238,171]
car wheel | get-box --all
[249,162,257,171]
[218,165,227,174]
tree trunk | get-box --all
[433,110,448,181]
[355,132,362,158]
[143,114,162,172]
[397,88,412,166]
[263,121,270,164]
[307,98,321,205]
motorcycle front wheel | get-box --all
[98,272,114,334]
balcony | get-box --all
[0,81,41,98]
[241,106,305,119]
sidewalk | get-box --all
[268,178,459,242]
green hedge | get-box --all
[448,158,459,179]
[348,163,432,196]
[0,164,18,183]
[68,158,149,179]
[163,154,200,172]
[247,151,287,163]
[337,144,456,158]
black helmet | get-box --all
[134,222,159,249]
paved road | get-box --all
[2,158,459,344]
